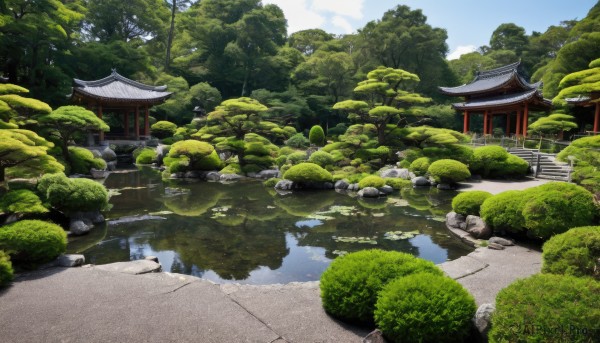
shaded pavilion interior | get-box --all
[565,93,600,134]
[70,70,171,142]
[439,62,552,136]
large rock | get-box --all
[489,237,514,246]
[90,168,108,179]
[256,170,280,179]
[347,183,359,191]
[380,168,410,180]
[72,211,105,224]
[446,211,466,229]
[205,171,221,181]
[362,329,386,343]
[334,180,349,190]
[94,260,161,275]
[69,220,91,236]
[378,185,394,195]
[411,176,430,187]
[275,180,294,190]
[358,187,381,198]
[57,254,85,267]
[106,161,117,171]
[101,148,117,162]
[473,303,495,337]
[465,215,492,239]
[220,174,243,182]
[436,183,453,190]
[184,171,202,179]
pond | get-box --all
[68,167,473,284]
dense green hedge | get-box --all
[452,191,492,216]
[358,175,386,189]
[409,157,431,176]
[0,220,67,265]
[542,226,600,279]
[38,173,108,213]
[470,146,528,178]
[428,159,471,183]
[480,190,527,233]
[309,125,325,146]
[490,274,600,343]
[320,250,443,324]
[151,120,177,139]
[68,147,106,174]
[283,163,332,183]
[374,273,476,343]
[0,250,13,287]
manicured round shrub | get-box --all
[38,173,108,213]
[283,163,332,183]
[452,191,492,216]
[427,159,471,184]
[409,157,431,176]
[374,273,476,343]
[358,175,386,189]
[68,147,106,174]
[285,133,309,148]
[135,148,157,164]
[308,150,334,168]
[480,190,526,233]
[542,226,600,279]
[490,274,600,343]
[0,250,13,287]
[398,160,410,168]
[0,220,67,265]
[286,151,308,165]
[385,178,412,190]
[319,250,443,324]
[309,125,325,146]
[151,120,177,139]
[0,189,48,215]
[220,163,242,175]
[471,146,528,178]
[165,140,222,172]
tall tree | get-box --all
[489,23,529,56]
[165,0,192,71]
[288,29,334,56]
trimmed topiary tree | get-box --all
[374,273,476,343]
[0,220,67,265]
[0,189,48,216]
[427,159,471,184]
[452,191,493,216]
[37,173,108,213]
[0,250,13,287]
[358,175,386,189]
[319,250,443,324]
[470,146,528,178]
[309,125,325,146]
[489,274,600,343]
[68,147,107,174]
[135,148,157,164]
[151,120,177,139]
[285,133,310,148]
[283,163,332,183]
[409,157,431,176]
[163,140,222,173]
[542,226,600,279]
[308,150,334,168]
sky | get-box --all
[262,0,597,60]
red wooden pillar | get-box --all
[522,104,529,137]
[124,109,130,138]
[463,110,469,133]
[134,106,140,140]
[594,102,600,133]
[516,109,522,136]
[144,105,150,137]
[488,113,494,134]
[483,110,488,135]
[506,112,511,136]
[98,105,104,142]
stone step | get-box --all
[536,174,570,181]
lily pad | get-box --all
[333,236,378,244]
[332,250,348,256]
[383,230,420,241]
[386,198,409,207]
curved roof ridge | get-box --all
[73,70,167,92]
[476,61,521,79]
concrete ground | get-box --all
[457,177,550,194]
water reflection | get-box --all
[68,167,473,284]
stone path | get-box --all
[457,177,550,194]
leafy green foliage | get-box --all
[0,190,48,215]
[374,273,476,343]
[384,178,412,190]
[452,191,493,216]
[164,140,222,173]
[490,274,600,343]
[427,159,471,184]
[470,146,528,178]
[135,148,157,164]
[542,226,600,279]
[480,190,527,233]
[309,125,325,146]
[409,157,431,176]
[319,250,443,324]
[0,220,67,265]
[358,175,385,189]
[283,163,332,183]
[557,135,600,193]
[263,177,281,188]
[0,250,13,287]
[151,121,178,139]
[308,151,334,168]
[528,113,578,135]
[285,133,310,148]
[37,173,108,213]
[68,147,106,174]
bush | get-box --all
[151,120,177,139]
[319,250,443,324]
[220,163,241,175]
[0,220,67,265]
[490,274,600,343]
[309,125,325,146]
[480,190,527,233]
[428,159,471,184]
[68,147,106,174]
[0,250,13,287]
[283,163,332,183]
[385,178,412,190]
[135,148,157,164]
[308,150,334,168]
[409,157,431,176]
[452,191,492,216]
[542,226,600,279]
[358,175,386,189]
[0,189,48,215]
[374,273,476,343]
[286,151,308,165]
[398,160,410,168]
[263,178,281,188]
[285,133,309,148]
[38,173,108,213]
[165,140,222,172]
[471,146,528,178]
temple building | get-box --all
[565,94,600,134]
[70,70,171,142]
[439,61,552,136]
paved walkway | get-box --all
[457,178,550,194]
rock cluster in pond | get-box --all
[274,180,334,190]
[379,168,411,180]
[445,211,492,240]
[69,211,105,236]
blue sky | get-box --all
[263,0,597,59]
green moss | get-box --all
[427,159,471,183]
[283,162,332,183]
[68,147,106,174]
[374,273,476,343]
[358,175,386,189]
[0,220,67,265]
[452,191,493,216]
[409,157,431,176]
[0,250,13,287]
[542,226,600,279]
[220,163,242,175]
[384,178,412,190]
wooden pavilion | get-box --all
[565,94,600,134]
[439,61,552,136]
[70,70,171,142]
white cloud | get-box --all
[447,45,477,60]
[262,0,325,33]
[331,16,354,34]
[311,0,364,20]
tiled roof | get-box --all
[452,89,552,110]
[72,70,171,103]
[439,61,540,96]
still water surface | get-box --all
[68,167,473,284]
